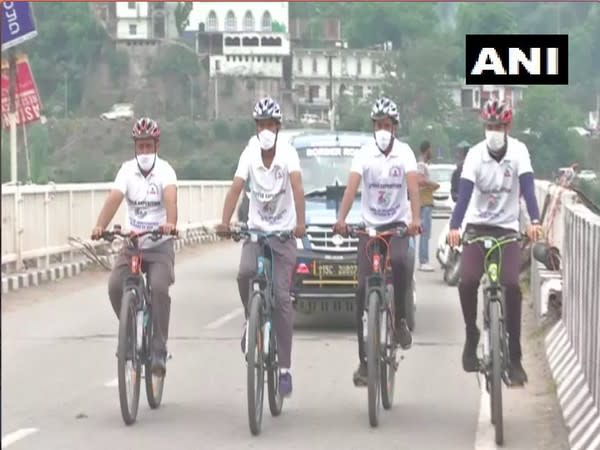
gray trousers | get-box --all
[108,239,175,355]
[356,234,413,363]
[237,238,296,369]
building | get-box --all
[444,80,527,111]
[185,2,288,35]
[115,2,177,42]
[292,46,388,120]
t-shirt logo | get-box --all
[274,166,284,179]
[134,207,148,219]
[488,194,499,209]
[377,190,391,206]
[263,200,276,214]
[504,168,512,178]
[389,166,402,177]
[147,183,159,196]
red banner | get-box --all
[1,54,43,129]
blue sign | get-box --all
[1,2,37,52]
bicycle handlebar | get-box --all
[346,222,408,239]
[223,224,294,243]
[461,232,524,247]
[99,227,178,243]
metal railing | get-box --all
[1,181,232,271]
[528,180,600,417]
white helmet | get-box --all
[252,97,282,122]
[371,97,400,124]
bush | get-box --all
[232,120,254,140]
[213,120,230,140]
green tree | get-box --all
[174,2,193,36]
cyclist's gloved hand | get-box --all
[294,223,306,238]
[332,220,348,237]
[91,226,104,240]
[159,222,177,236]
[448,229,461,248]
[215,222,231,238]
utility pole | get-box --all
[214,73,219,119]
[328,54,335,131]
[64,71,68,118]
[9,49,18,184]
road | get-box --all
[1,220,569,450]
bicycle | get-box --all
[347,221,408,428]
[461,230,523,446]
[227,224,294,436]
[99,224,178,426]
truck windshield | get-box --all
[297,146,359,194]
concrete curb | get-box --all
[545,320,600,450]
[1,230,221,295]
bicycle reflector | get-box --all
[372,254,381,273]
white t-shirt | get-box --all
[351,139,418,227]
[113,156,177,249]
[462,136,533,231]
[234,136,301,232]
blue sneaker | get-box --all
[279,372,292,397]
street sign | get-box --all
[1,2,38,52]
[1,54,43,128]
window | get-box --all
[215,60,221,72]
[243,11,254,31]
[357,59,362,76]
[128,2,136,9]
[261,11,272,31]
[341,57,347,75]
[461,89,473,108]
[207,11,218,31]
[312,58,318,74]
[326,85,332,100]
[354,85,363,97]
[226,56,230,62]
[298,58,303,73]
[225,11,237,31]
[296,84,305,97]
[129,24,137,35]
[371,60,377,76]
[309,85,320,102]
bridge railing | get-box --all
[529,180,600,420]
[1,181,232,271]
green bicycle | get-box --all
[462,231,523,446]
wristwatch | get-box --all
[531,219,541,225]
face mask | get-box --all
[137,153,156,172]
[485,130,506,153]
[374,130,393,152]
[257,129,276,151]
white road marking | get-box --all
[474,377,497,450]
[1,428,39,449]
[204,307,244,330]
[104,378,118,387]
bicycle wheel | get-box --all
[490,301,504,445]
[247,292,265,436]
[367,289,382,427]
[267,322,283,417]
[118,289,141,425]
[381,285,396,410]
[145,305,165,409]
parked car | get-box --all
[428,163,456,216]
[100,103,134,121]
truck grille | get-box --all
[306,225,358,252]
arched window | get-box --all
[243,11,254,31]
[225,10,237,31]
[207,11,218,31]
[261,11,272,31]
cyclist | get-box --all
[333,97,421,387]
[447,98,541,386]
[216,97,306,398]
[91,117,178,377]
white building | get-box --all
[186,2,288,34]
[292,47,388,119]
[115,2,176,41]
[444,81,527,111]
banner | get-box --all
[1,2,38,52]
[1,54,43,128]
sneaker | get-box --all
[508,360,528,387]
[151,352,166,377]
[395,318,412,350]
[279,372,293,397]
[419,263,435,272]
[462,328,480,372]
[353,361,368,387]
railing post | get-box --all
[69,189,74,262]
[14,185,23,271]
[44,190,50,268]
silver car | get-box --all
[428,164,456,217]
